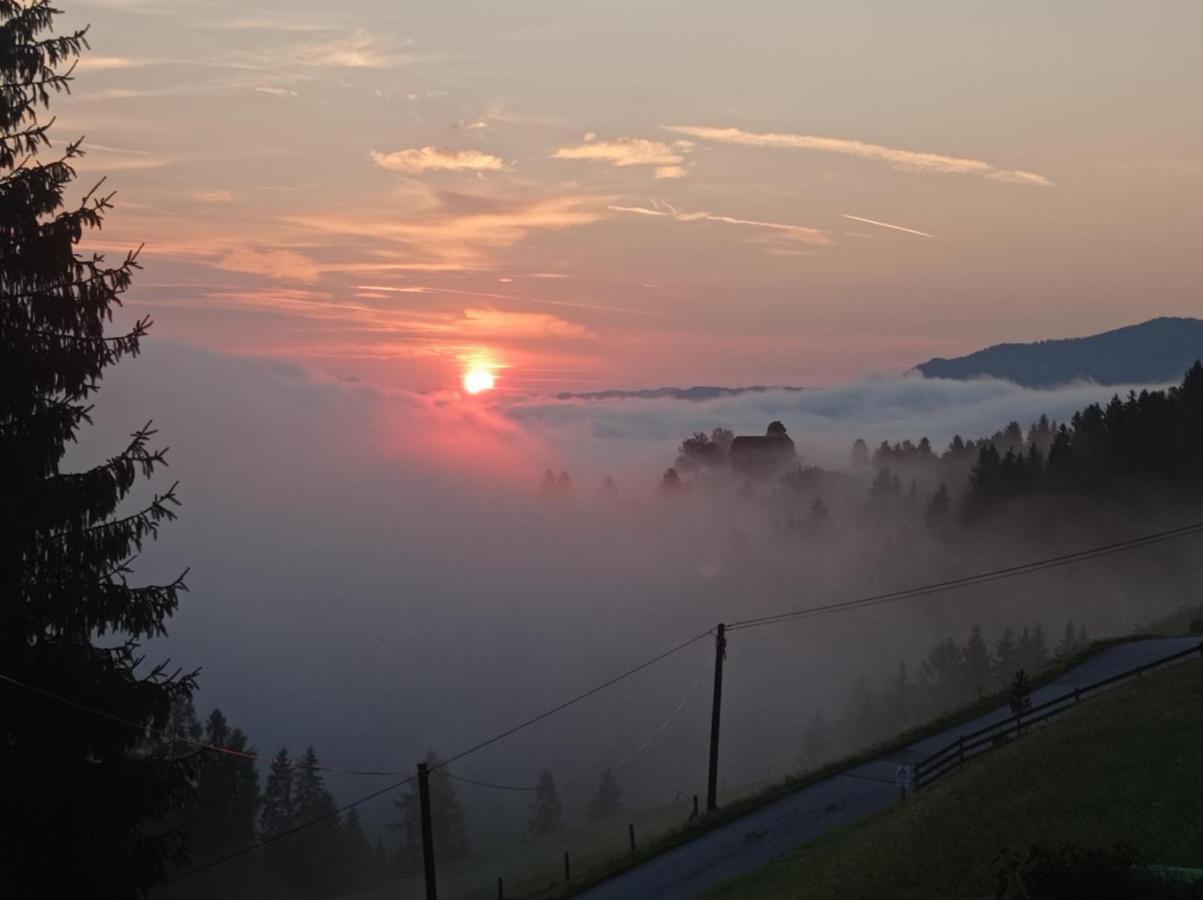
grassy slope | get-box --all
[348,604,1203,900]
[703,655,1203,900]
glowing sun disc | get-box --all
[463,367,496,394]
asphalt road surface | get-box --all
[576,636,1203,900]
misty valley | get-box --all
[5,1,1203,899]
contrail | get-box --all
[841,214,936,239]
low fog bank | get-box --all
[72,344,1203,852]
[502,375,1173,482]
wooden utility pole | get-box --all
[418,762,438,900]
[707,623,727,812]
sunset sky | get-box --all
[58,0,1203,393]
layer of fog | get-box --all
[70,344,1199,855]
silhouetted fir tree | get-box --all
[1016,625,1049,672]
[373,835,390,885]
[994,627,1019,685]
[926,483,952,529]
[539,468,557,497]
[598,475,618,500]
[260,748,297,883]
[393,752,469,872]
[340,807,374,893]
[586,767,624,821]
[180,710,260,898]
[528,769,563,837]
[556,470,574,496]
[869,466,901,508]
[850,438,870,467]
[920,638,966,711]
[1031,624,1050,666]
[962,626,993,697]
[0,5,197,895]
[292,747,341,898]
[1056,620,1080,658]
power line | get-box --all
[168,629,714,881]
[42,519,1203,881]
[0,673,406,777]
[166,773,416,884]
[727,519,1203,632]
[430,627,715,772]
[435,771,546,792]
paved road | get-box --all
[576,637,1203,900]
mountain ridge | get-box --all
[913,316,1203,388]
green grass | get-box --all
[703,654,1203,900]
[351,603,1203,900]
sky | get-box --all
[40,0,1203,836]
[56,0,1203,394]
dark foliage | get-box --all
[529,768,563,837]
[0,4,196,895]
[586,767,624,821]
[393,752,469,872]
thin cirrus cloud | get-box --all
[553,135,693,179]
[608,200,831,245]
[371,147,508,174]
[665,125,1053,187]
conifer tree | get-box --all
[182,710,260,896]
[340,807,374,893]
[994,627,1018,685]
[962,626,993,697]
[1,3,195,894]
[528,769,563,837]
[586,767,624,821]
[260,748,297,882]
[392,752,469,871]
[292,747,341,897]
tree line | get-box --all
[799,619,1089,771]
[155,711,631,898]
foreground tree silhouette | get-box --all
[0,3,193,896]
[528,769,563,836]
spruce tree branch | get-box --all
[36,481,180,544]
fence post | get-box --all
[497,877,503,900]
[1074,686,1080,704]
[706,623,727,812]
[563,851,571,882]
[628,823,636,854]
[418,762,438,900]
[691,794,699,819]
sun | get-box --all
[462,366,496,394]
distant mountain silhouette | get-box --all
[914,317,1203,388]
[555,385,804,402]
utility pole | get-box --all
[707,623,727,812]
[418,762,438,900]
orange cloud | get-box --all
[665,125,1053,186]
[371,147,508,174]
[216,248,324,282]
[289,189,608,267]
[554,136,692,176]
